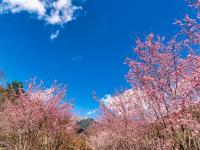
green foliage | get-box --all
[0,81,24,110]
[7,81,23,95]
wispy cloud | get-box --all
[50,30,59,40]
[0,0,82,38]
[72,56,83,62]
[0,0,81,25]
[86,109,97,116]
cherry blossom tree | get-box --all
[88,91,146,150]
[89,1,200,149]
[0,80,77,150]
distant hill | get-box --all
[76,118,95,134]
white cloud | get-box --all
[101,94,113,105]
[86,109,97,116]
[50,30,59,40]
[100,89,151,116]
[0,0,81,25]
[101,90,136,111]
[1,0,46,15]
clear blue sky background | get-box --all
[0,0,190,117]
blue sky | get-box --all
[0,0,190,117]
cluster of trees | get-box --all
[87,0,200,149]
[0,80,92,150]
[1,0,200,150]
